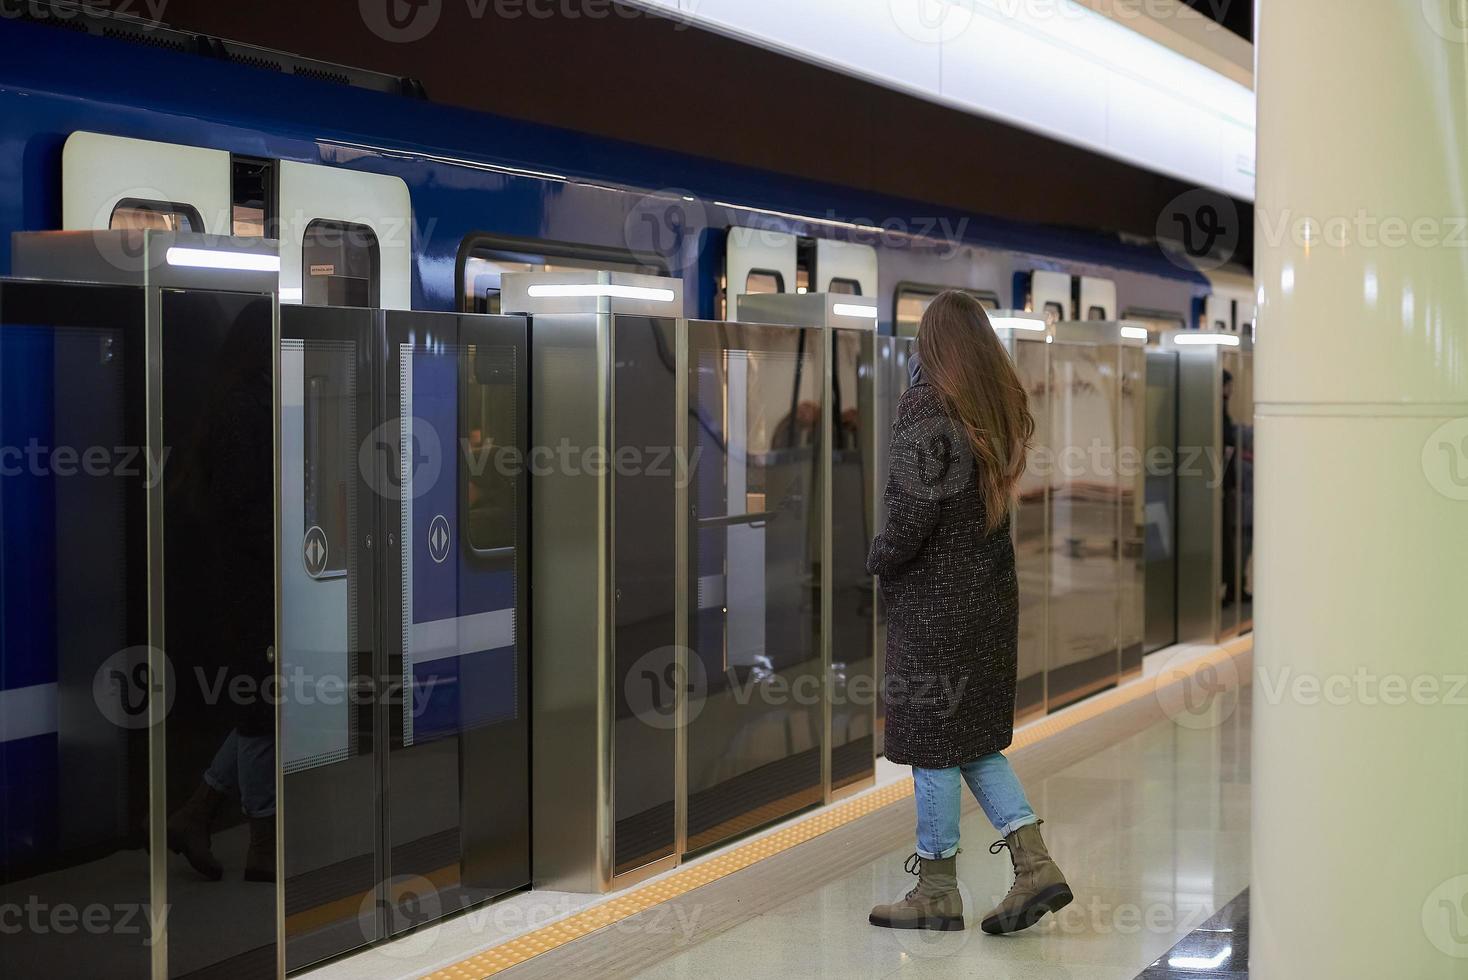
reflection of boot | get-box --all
[869,853,964,931]
[167,783,226,881]
[980,823,1072,935]
[244,815,276,883]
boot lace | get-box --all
[902,852,922,899]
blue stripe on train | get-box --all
[409,645,518,741]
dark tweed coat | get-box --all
[867,382,1019,769]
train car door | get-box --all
[1079,276,1117,320]
[812,239,878,297]
[1029,269,1073,324]
[278,162,412,310]
[724,226,796,320]
[62,131,230,233]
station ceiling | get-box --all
[85,0,1255,265]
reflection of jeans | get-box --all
[204,729,276,818]
[913,753,1037,860]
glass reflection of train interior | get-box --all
[611,315,679,877]
[1002,331,1050,721]
[1047,330,1122,709]
[686,320,825,852]
[829,325,876,793]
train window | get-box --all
[460,239,661,314]
[231,156,276,238]
[895,284,1003,337]
[829,277,861,296]
[461,344,518,555]
[1088,305,1108,320]
[303,359,352,577]
[303,219,381,308]
[745,269,785,295]
[1044,301,1066,325]
[109,198,204,233]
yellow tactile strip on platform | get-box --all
[426,639,1251,979]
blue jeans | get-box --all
[913,753,1037,860]
[204,729,276,818]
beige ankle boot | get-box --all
[869,853,965,932]
[980,822,1073,935]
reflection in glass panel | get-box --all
[872,336,914,753]
[1235,356,1254,633]
[1144,352,1179,653]
[279,310,378,971]
[830,329,875,790]
[686,321,824,851]
[1011,340,1049,720]
[1219,351,1247,637]
[0,284,150,979]
[160,290,277,977]
[1047,343,1121,709]
[611,316,679,875]
[1118,347,1147,676]
[385,312,529,937]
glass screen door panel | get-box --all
[610,315,680,876]
[685,321,825,852]
[1047,343,1121,710]
[1144,352,1179,654]
[0,282,151,980]
[279,305,380,971]
[1011,340,1049,720]
[872,336,913,754]
[159,290,278,978]
[1218,350,1241,640]
[1233,354,1254,634]
[1118,347,1147,677]
[829,328,875,791]
[382,311,530,935]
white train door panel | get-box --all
[1079,276,1117,320]
[726,226,797,320]
[1203,295,1233,332]
[1031,269,1073,324]
[62,131,230,232]
[279,160,412,310]
[814,238,878,296]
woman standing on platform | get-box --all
[866,291,1071,935]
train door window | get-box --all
[461,344,518,554]
[796,237,816,294]
[109,198,204,233]
[829,277,862,296]
[302,356,353,577]
[896,284,1002,336]
[1088,306,1108,320]
[1043,301,1066,324]
[460,239,661,314]
[303,219,380,308]
[231,156,276,238]
[746,269,785,296]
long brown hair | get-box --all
[915,291,1035,532]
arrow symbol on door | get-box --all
[303,525,329,578]
[428,514,451,565]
